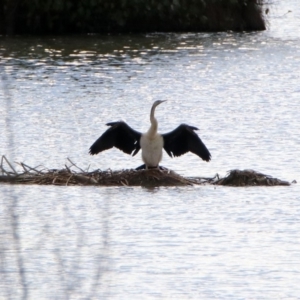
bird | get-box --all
[89,100,211,169]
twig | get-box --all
[19,162,43,174]
[66,174,73,186]
[67,158,86,173]
[0,164,9,176]
[65,164,72,173]
[120,180,128,186]
[18,162,29,173]
[0,155,4,172]
[2,155,17,174]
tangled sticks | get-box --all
[0,156,292,187]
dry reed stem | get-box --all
[2,155,17,174]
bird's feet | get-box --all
[135,164,168,171]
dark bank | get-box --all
[1,0,267,35]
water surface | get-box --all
[1,1,300,299]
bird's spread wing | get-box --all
[89,121,142,156]
[162,124,211,161]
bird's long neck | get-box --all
[147,104,158,138]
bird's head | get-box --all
[152,100,166,108]
[149,100,166,124]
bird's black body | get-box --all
[89,101,211,168]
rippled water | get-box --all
[1,1,300,299]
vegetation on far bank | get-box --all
[1,0,267,35]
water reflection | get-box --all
[0,32,272,64]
